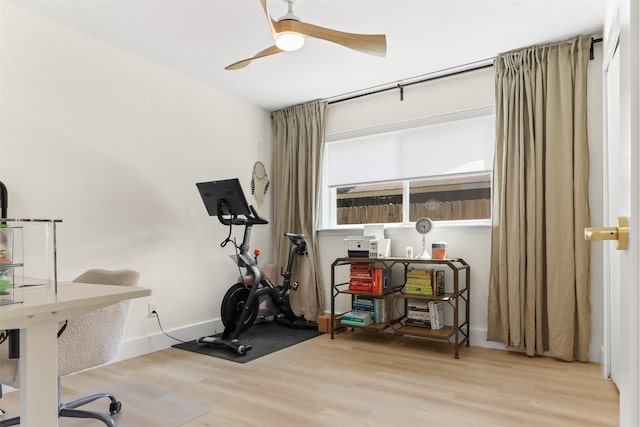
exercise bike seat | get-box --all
[285,233,305,244]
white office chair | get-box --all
[0,268,140,427]
[0,334,18,419]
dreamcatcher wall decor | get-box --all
[251,161,270,207]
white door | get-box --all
[603,40,623,386]
[600,1,639,425]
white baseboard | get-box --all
[471,328,603,363]
[589,342,604,364]
[115,323,504,360]
[112,322,601,364]
[469,327,507,350]
[114,318,224,362]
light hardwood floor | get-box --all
[4,331,620,426]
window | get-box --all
[321,108,494,227]
[408,173,491,222]
[337,181,403,224]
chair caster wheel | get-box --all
[110,401,122,414]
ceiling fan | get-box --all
[225,0,387,70]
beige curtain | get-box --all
[271,100,327,321]
[487,36,591,361]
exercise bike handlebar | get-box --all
[216,201,269,227]
[249,205,269,225]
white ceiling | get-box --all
[11,0,606,111]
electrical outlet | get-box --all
[147,301,158,318]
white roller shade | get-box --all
[327,114,495,187]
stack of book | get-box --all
[405,298,431,328]
[340,310,373,327]
[352,296,374,318]
[349,263,387,294]
[404,268,433,296]
[405,299,445,329]
[404,268,446,296]
[352,295,391,323]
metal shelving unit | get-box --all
[330,257,470,358]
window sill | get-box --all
[316,219,491,235]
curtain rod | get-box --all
[327,60,493,105]
[328,36,603,106]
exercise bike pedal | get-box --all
[291,281,299,290]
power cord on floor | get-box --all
[150,310,189,344]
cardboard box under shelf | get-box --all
[318,313,345,333]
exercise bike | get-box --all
[195,178,316,355]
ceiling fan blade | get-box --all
[259,0,277,38]
[225,45,284,70]
[274,20,387,57]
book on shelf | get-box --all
[341,310,373,326]
[353,296,374,319]
[402,298,447,330]
[353,295,374,307]
[429,301,444,330]
[407,309,431,321]
[434,270,445,296]
[407,298,429,310]
[404,283,433,296]
[349,263,372,279]
[405,267,433,296]
[370,267,388,295]
[403,268,446,296]
[406,307,428,315]
[406,295,431,328]
[404,318,431,328]
[406,267,433,277]
[349,279,373,292]
[373,295,392,323]
[352,295,391,323]
[348,264,387,294]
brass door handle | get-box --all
[584,216,629,250]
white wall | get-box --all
[0,1,274,358]
[320,53,605,361]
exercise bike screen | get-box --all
[196,178,252,217]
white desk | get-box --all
[0,281,151,426]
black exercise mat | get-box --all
[172,320,321,363]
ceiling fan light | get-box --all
[275,32,305,51]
